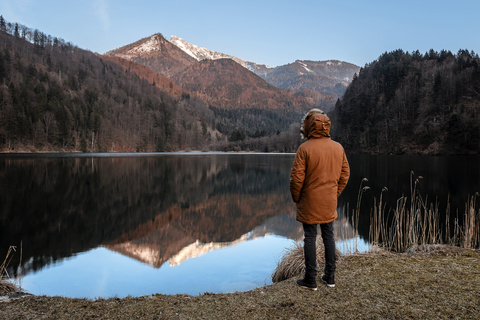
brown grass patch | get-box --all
[272,236,342,283]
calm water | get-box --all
[1,153,479,298]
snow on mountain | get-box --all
[169,35,272,76]
[128,35,161,54]
[298,61,314,73]
[170,35,231,61]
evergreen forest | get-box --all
[330,49,480,154]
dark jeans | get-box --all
[303,222,336,281]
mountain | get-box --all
[108,34,359,105]
[168,36,360,98]
[263,60,360,98]
[170,58,303,110]
[105,33,196,77]
[105,33,337,137]
[170,35,273,76]
[105,35,338,110]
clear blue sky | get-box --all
[1,0,479,68]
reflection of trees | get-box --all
[0,154,297,274]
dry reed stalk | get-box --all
[369,187,389,250]
[462,194,479,248]
[446,195,451,243]
[272,237,342,283]
[1,246,19,295]
[370,173,453,252]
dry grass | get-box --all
[0,246,21,295]
[272,236,342,283]
[1,250,479,319]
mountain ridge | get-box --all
[106,33,360,101]
[167,35,360,97]
[170,35,273,76]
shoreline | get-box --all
[2,149,479,157]
[2,247,479,319]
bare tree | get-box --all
[43,111,56,142]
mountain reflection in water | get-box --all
[1,154,318,279]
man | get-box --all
[289,108,350,290]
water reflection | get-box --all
[0,154,304,276]
[1,153,478,298]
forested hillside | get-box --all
[0,18,222,152]
[330,49,480,154]
[0,18,305,152]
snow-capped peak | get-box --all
[169,35,272,76]
[128,35,161,55]
[170,35,231,61]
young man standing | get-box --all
[290,108,350,290]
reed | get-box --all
[454,193,480,249]
[1,246,19,295]
[366,173,480,252]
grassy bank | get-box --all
[1,248,479,319]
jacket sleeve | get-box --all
[337,150,350,197]
[290,147,306,203]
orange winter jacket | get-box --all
[289,112,350,225]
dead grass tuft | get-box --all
[0,246,21,295]
[272,236,342,283]
[0,280,17,295]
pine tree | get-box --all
[0,53,5,84]
[14,23,19,38]
[0,16,5,32]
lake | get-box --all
[1,153,479,298]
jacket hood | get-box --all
[300,109,331,139]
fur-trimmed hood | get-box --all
[300,108,331,140]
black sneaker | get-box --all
[296,278,317,291]
[321,275,335,288]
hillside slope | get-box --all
[0,28,215,152]
[330,49,480,155]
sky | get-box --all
[1,0,479,68]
